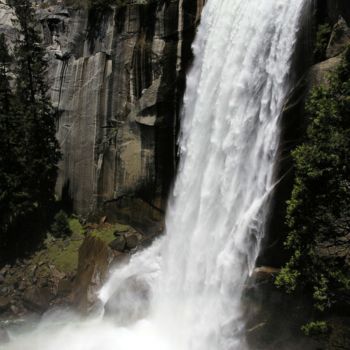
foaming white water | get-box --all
[1,0,307,349]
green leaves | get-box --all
[0,1,60,260]
[51,210,72,238]
[277,48,350,318]
[301,321,328,336]
[314,23,332,62]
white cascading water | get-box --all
[2,0,307,349]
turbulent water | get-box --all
[2,0,307,349]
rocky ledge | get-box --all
[0,216,160,335]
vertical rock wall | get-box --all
[44,0,204,216]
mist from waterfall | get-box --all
[1,0,307,349]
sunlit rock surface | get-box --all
[44,1,205,216]
[0,0,205,217]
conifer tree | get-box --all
[0,1,60,259]
[0,34,27,248]
[0,33,23,251]
[12,0,60,213]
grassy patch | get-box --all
[21,220,130,275]
[89,222,132,244]
[45,236,82,273]
[26,218,85,274]
[68,218,85,238]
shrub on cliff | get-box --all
[314,23,332,62]
[276,48,350,319]
[51,211,72,238]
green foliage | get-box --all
[0,1,60,260]
[51,211,72,238]
[276,48,350,316]
[301,321,328,336]
[314,23,332,62]
[0,33,27,251]
[13,0,60,207]
[68,217,84,236]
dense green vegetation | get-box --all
[276,48,350,326]
[0,0,60,261]
[51,210,72,238]
[314,23,332,62]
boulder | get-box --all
[0,296,10,312]
[113,223,130,236]
[71,236,113,313]
[309,55,342,87]
[57,278,73,298]
[23,286,53,313]
[109,236,126,252]
[125,234,138,250]
[110,252,130,267]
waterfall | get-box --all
[2,0,307,349]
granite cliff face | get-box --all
[37,0,205,218]
[35,0,350,222]
[0,0,347,225]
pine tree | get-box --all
[12,0,60,214]
[0,33,14,236]
[0,33,24,251]
[0,1,60,259]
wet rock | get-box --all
[0,274,4,284]
[254,266,280,275]
[110,252,130,267]
[0,296,11,312]
[71,236,113,313]
[109,236,126,252]
[57,278,73,298]
[125,234,138,250]
[10,304,20,316]
[23,286,53,313]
